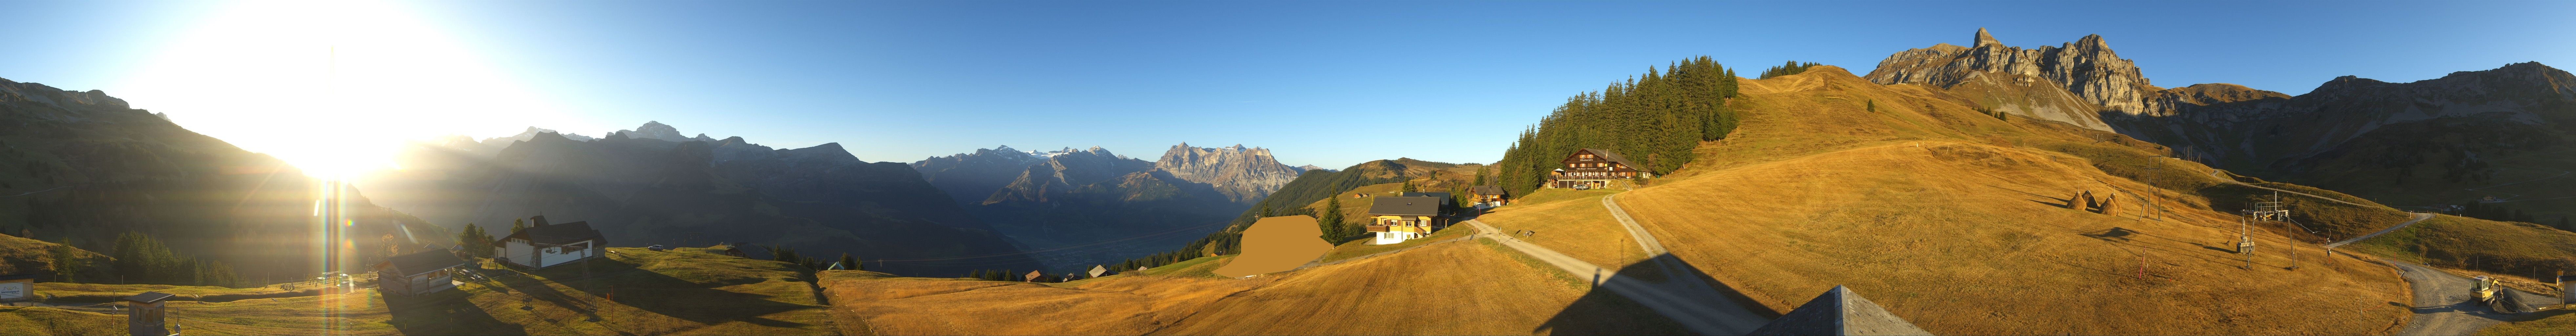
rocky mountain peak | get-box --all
[1863,29,2156,130]
[1154,143,1299,203]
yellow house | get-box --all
[1364,196,1448,244]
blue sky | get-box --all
[3,1,2570,170]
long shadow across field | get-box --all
[538,255,816,328]
[384,288,527,335]
[1534,253,1780,335]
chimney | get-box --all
[531,215,550,227]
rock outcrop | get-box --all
[1864,29,2157,130]
[1153,143,1303,202]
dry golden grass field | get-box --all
[1603,67,2419,334]
[19,246,839,335]
[0,305,124,335]
[1314,225,1469,264]
[1470,188,1648,268]
[822,236,1683,335]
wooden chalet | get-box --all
[374,251,471,297]
[1365,196,1448,244]
[495,216,608,269]
[1547,148,1648,189]
[1470,185,1506,206]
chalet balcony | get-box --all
[1365,225,1390,232]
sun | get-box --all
[115,0,578,179]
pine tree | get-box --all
[51,238,79,283]
[1319,197,1345,241]
[838,253,858,270]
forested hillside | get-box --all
[1493,56,1742,195]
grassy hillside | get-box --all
[2342,215,2576,288]
[0,306,123,335]
[1471,189,1647,268]
[1605,67,2416,334]
[0,233,108,281]
[12,246,837,335]
[822,235,1682,335]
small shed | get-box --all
[374,251,471,297]
[126,291,175,336]
[1089,265,1108,278]
[0,272,42,302]
[1024,270,1045,283]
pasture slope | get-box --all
[1612,67,2423,335]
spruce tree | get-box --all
[838,253,858,270]
[51,238,79,283]
[511,219,528,235]
[1319,197,1345,241]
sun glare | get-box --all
[116,1,578,179]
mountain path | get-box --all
[1464,219,1767,335]
[2383,260,2559,336]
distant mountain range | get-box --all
[364,122,1041,276]
[0,78,435,282]
[1867,28,2576,226]
[911,143,1307,270]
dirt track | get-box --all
[2389,261,2510,335]
[1466,202,1771,335]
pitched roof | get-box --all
[1366,196,1443,216]
[380,251,470,277]
[1573,148,1644,169]
[124,291,175,303]
[1471,185,1504,196]
[501,221,605,246]
[1398,192,1454,206]
[1748,285,1932,336]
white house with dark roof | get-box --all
[495,216,608,269]
[1365,196,1448,244]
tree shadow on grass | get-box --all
[384,287,526,335]
[525,256,817,328]
[1534,253,1776,335]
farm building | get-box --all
[374,251,471,296]
[494,216,608,269]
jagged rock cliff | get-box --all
[1864,28,2157,130]
[1153,143,1302,202]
